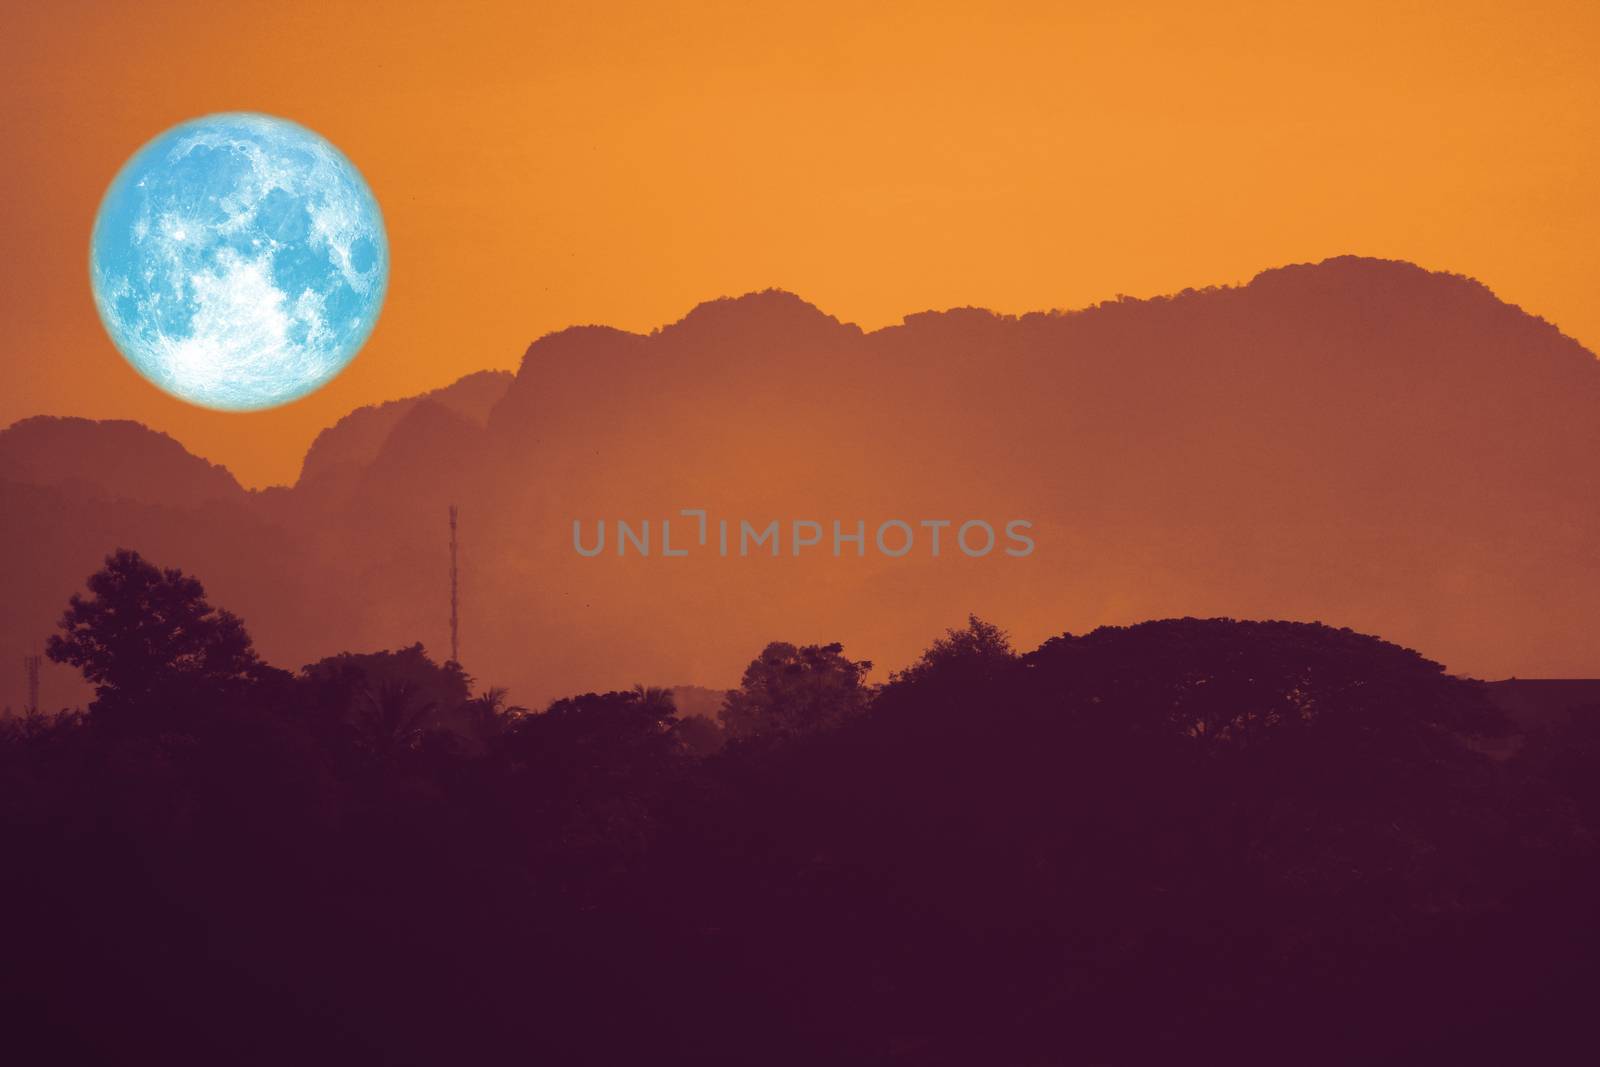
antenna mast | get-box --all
[449,504,460,665]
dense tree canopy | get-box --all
[718,640,872,740]
[4,557,1595,1066]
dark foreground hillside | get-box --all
[3,552,1598,1065]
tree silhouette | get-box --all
[672,713,725,757]
[890,613,1015,686]
[355,679,437,757]
[459,685,528,743]
[302,643,478,747]
[45,548,262,719]
[1022,617,1509,752]
[499,688,682,785]
[719,641,872,739]
[631,683,677,719]
[469,686,525,719]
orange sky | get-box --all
[3,0,1598,488]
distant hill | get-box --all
[5,258,1599,709]
[294,369,510,495]
[0,416,243,508]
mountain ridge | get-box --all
[6,256,1580,495]
[0,415,244,507]
[5,254,1599,711]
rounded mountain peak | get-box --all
[0,415,242,507]
[657,289,860,343]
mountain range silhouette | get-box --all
[4,256,1598,708]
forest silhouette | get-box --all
[4,549,1600,1065]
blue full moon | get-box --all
[90,113,388,411]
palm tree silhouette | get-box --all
[357,679,437,756]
